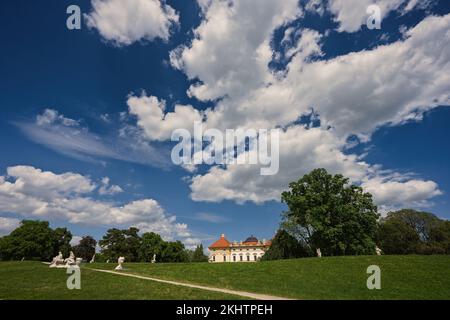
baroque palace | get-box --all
[208,234,271,263]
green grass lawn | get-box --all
[0,261,243,300]
[87,255,450,300]
[1,256,449,300]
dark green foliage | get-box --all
[99,228,190,263]
[378,209,450,255]
[92,253,107,263]
[160,241,189,263]
[72,236,97,261]
[99,227,141,262]
[191,244,208,262]
[53,227,73,257]
[0,220,70,261]
[377,219,420,254]
[138,232,164,262]
[262,229,310,261]
[281,168,379,256]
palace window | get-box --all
[233,255,236,262]
[223,255,226,262]
[240,255,243,262]
[247,255,250,261]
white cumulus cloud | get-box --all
[323,0,434,33]
[85,0,179,46]
[170,0,302,101]
[0,166,193,242]
[162,3,449,210]
[98,177,124,196]
[127,93,204,141]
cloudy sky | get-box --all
[0,0,449,248]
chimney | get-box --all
[221,234,225,238]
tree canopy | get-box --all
[160,241,189,263]
[378,209,450,255]
[138,232,164,262]
[191,244,208,262]
[281,168,379,256]
[99,228,189,263]
[72,236,97,261]
[0,220,72,261]
[262,229,309,261]
[99,227,141,262]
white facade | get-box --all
[208,234,271,263]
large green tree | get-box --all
[53,227,73,257]
[262,229,310,261]
[72,236,97,261]
[281,168,379,256]
[191,244,208,262]
[0,220,65,261]
[378,209,450,255]
[138,232,164,262]
[99,227,141,262]
[160,241,189,263]
[377,219,420,254]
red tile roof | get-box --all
[208,234,231,249]
[209,234,272,249]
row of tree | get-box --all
[378,209,450,255]
[1,168,449,262]
[0,222,208,263]
[262,169,450,260]
[97,227,207,263]
[0,221,72,261]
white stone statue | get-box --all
[115,257,125,270]
[375,246,382,256]
[90,254,95,263]
[106,259,110,264]
[151,254,156,264]
[75,258,82,268]
[64,251,76,267]
[316,248,322,258]
[49,251,65,268]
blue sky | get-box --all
[0,0,449,248]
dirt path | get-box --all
[90,268,293,300]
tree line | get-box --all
[0,222,207,263]
[262,169,450,260]
[96,227,207,263]
[1,168,449,262]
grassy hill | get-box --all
[0,261,243,300]
[1,255,449,300]
[88,255,450,300]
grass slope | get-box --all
[0,261,242,300]
[88,255,450,300]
